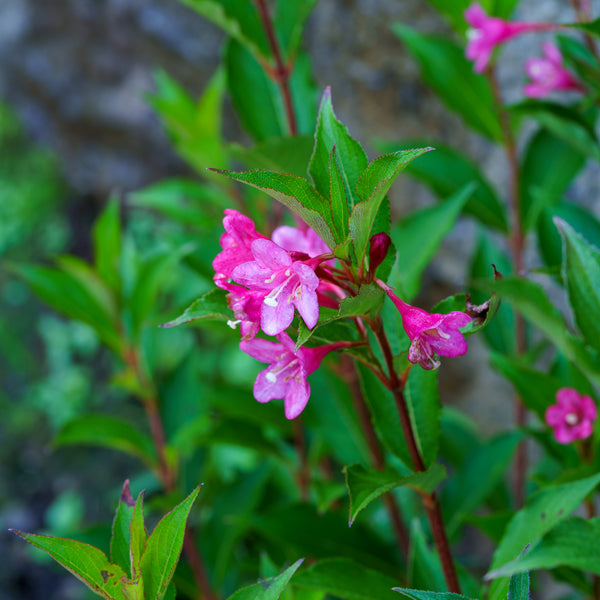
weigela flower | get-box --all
[232,239,320,336]
[378,281,472,370]
[523,42,583,98]
[213,209,267,289]
[545,387,597,445]
[240,332,348,419]
[225,285,263,340]
[272,224,331,258]
[465,3,552,73]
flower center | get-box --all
[565,412,579,426]
[265,356,301,384]
[264,272,297,307]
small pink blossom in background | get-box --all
[545,388,597,444]
[232,238,320,336]
[272,225,331,258]
[378,281,472,370]
[240,333,348,419]
[523,42,583,98]
[213,209,267,289]
[464,3,552,73]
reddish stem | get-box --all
[372,320,461,594]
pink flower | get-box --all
[232,239,320,336]
[545,388,597,445]
[378,281,472,370]
[240,333,348,419]
[465,3,552,73]
[213,209,267,289]
[272,225,331,258]
[226,285,263,340]
[523,42,583,98]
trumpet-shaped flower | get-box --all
[465,3,552,73]
[379,281,472,370]
[524,42,583,98]
[226,285,263,340]
[545,388,597,445]
[272,225,331,258]
[213,209,266,289]
[240,333,349,419]
[232,239,319,336]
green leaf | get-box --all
[54,415,158,469]
[393,25,503,141]
[519,129,586,231]
[139,486,201,600]
[130,491,146,582]
[556,219,600,353]
[274,0,319,57]
[309,87,368,210]
[488,472,600,600]
[329,146,350,240]
[344,462,447,525]
[11,530,130,600]
[564,17,600,40]
[374,140,507,232]
[293,558,398,600]
[537,202,600,269]
[507,553,529,600]
[487,517,600,578]
[404,368,441,467]
[407,519,446,593]
[110,480,136,577]
[510,101,600,162]
[228,559,304,600]
[93,197,122,292]
[484,276,600,387]
[393,589,471,600]
[160,289,231,328]
[212,169,336,249]
[390,184,472,301]
[350,148,432,266]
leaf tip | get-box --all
[120,479,135,507]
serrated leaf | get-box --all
[487,472,600,600]
[390,183,472,301]
[93,197,122,292]
[55,415,158,469]
[393,25,503,141]
[11,530,130,600]
[556,219,600,353]
[213,169,336,248]
[130,491,146,582]
[228,559,304,600]
[393,589,471,600]
[160,288,231,328]
[488,517,600,579]
[329,146,350,240]
[350,148,432,266]
[139,486,201,600]
[111,481,136,577]
[344,462,447,525]
[375,140,507,232]
[309,87,368,210]
[293,558,398,600]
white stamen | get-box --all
[264,273,277,284]
[466,28,481,41]
[264,297,278,307]
[266,372,277,383]
[285,269,291,276]
[227,319,240,329]
[565,412,579,426]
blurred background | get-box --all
[0,0,590,598]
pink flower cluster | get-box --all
[464,4,582,99]
[545,387,597,445]
[213,210,344,418]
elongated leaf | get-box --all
[407,519,446,593]
[507,548,529,600]
[350,148,432,265]
[565,17,600,40]
[344,462,447,525]
[556,219,600,353]
[129,492,146,581]
[11,531,129,600]
[110,480,136,577]
[390,184,472,301]
[393,25,503,141]
[375,140,507,232]
[309,87,368,210]
[93,197,122,292]
[160,289,230,328]
[488,517,600,578]
[139,486,201,600]
[55,415,158,468]
[488,472,600,600]
[228,558,304,600]
[519,130,586,231]
[329,146,350,240]
[484,276,600,387]
[393,589,471,600]
[213,169,336,248]
[293,558,398,600]
[275,0,319,57]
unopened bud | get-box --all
[368,232,392,273]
